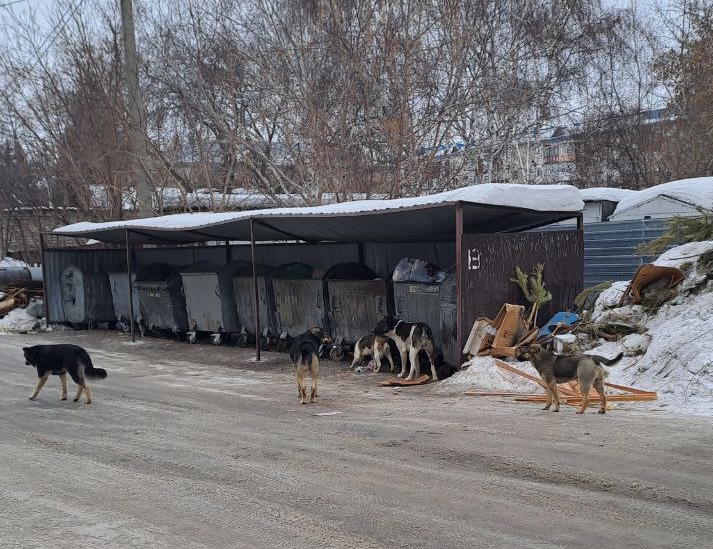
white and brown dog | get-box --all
[373,315,438,381]
[350,334,394,373]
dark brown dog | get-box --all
[516,343,623,414]
[288,327,332,404]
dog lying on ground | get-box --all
[23,344,107,404]
[289,327,332,404]
[516,343,623,414]
[350,334,394,373]
[373,315,438,381]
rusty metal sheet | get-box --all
[459,230,583,361]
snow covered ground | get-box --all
[441,240,713,417]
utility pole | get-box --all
[120,0,154,218]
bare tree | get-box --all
[653,1,713,180]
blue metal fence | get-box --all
[582,219,667,287]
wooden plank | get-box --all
[515,394,657,403]
[379,374,430,387]
[463,391,534,397]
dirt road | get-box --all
[1,330,712,549]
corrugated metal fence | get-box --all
[581,219,666,287]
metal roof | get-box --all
[52,183,584,244]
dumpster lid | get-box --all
[324,262,377,280]
[233,264,272,277]
[180,261,221,274]
[135,263,180,283]
[271,262,314,279]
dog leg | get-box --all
[372,350,382,373]
[349,349,361,370]
[59,373,68,400]
[550,381,561,412]
[426,346,439,381]
[386,347,395,373]
[309,357,318,403]
[542,384,553,410]
[296,367,307,404]
[83,384,93,404]
[29,373,49,400]
[406,348,420,380]
[73,384,84,403]
[594,377,607,414]
[577,379,594,414]
[397,350,408,378]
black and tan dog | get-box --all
[373,315,438,381]
[350,334,394,373]
[23,344,107,404]
[516,343,623,414]
[289,327,332,404]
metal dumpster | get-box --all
[439,272,458,367]
[392,261,451,352]
[232,264,276,349]
[324,262,391,359]
[271,262,328,347]
[59,264,115,327]
[181,260,250,344]
[135,263,188,335]
[108,265,142,330]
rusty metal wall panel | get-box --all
[460,230,583,347]
[44,249,124,323]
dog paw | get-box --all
[28,396,36,400]
[598,409,606,414]
[73,398,79,403]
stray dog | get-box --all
[350,334,394,373]
[23,344,107,404]
[373,315,438,381]
[289,327,331,404]
[516,343,623,414]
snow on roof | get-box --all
[579,187,635,203]
[612,177,713,217]
[0,257,29,269]
[54,183,584,239]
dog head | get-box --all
[515,343,546,362]
[373,315,397,336]
[307,326,333,345]
[22,346,36,366]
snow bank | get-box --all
[0,308,40,333]
[580,187,635,202]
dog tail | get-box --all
[591,352,624,366]
[80,349,108,379]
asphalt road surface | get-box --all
[1,330,712,549]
